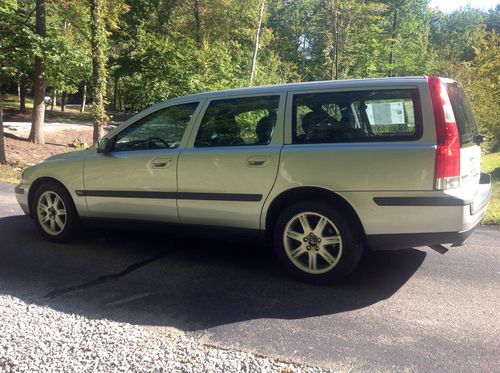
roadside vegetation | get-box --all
[482,152,500,225]
[0,163,21,184]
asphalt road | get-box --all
[0,182,498,372]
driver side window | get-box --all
[113,102,199,152]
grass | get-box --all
[1,93,94,123]
[0,163,23,184]
[481,152,500,225]
[1,93,33,110]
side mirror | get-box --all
[97,137,111,153]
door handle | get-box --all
[247,156,271,167]
[152,158,172,168]
[247,160,265,166]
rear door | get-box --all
[446,82,481,192]
[177,93,285,229]
[280,87,435,191]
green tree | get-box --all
[486,4,499,33]
[267,0,315,80]
[45,1,92,112]
[383,0,432,76]
[439,33,500,152]
[0,0,17,163]
[307,0,390,80]
[0,0,36,113]
[429,6,486,62]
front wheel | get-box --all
[32,181,79,242]
[273,201,363,284]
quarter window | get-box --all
[113,102,199,152]
[292,89,421,144]
[195,96,280,147]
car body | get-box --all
[16,76,492,283]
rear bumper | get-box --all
[367,172,491,251]
[366,222,480,251]
[470,173,492,215]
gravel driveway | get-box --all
[0,295,331,373]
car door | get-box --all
[177,93,285,229]
[83,101,201,222]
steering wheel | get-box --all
[147,137,169,149]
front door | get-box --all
[83,102,200,222]
[177,94,285,229]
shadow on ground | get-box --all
[0,214,426,331]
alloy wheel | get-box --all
[36,191,67,236]
[283,211,343,274]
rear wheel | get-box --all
[32,181,79,242]
[273,201,363,284]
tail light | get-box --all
[428,76,460,190]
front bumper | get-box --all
[15,183,31,216]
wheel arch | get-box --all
[264,187,366,242]
[28,177,75,218]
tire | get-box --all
[273,201,363,284]
[32,181,80,243]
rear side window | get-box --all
[195,95,280,147]
[292,89,422,144]
[446,83,478,146]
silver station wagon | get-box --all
[16,77,492,283]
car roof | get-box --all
[162,76,428,104]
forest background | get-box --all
[0,0,498,150]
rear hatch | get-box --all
[428,76,482,193]
[446,82,481,193]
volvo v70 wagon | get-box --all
[16,76,492,283]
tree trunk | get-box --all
[80,84,87,113]
[90,0,107,144]
[113,76,118,110]
[389,7,398,77]
[0,87,6,164]
[19,81,26,112]
[334,7,339,80]
[61,91,66,112]
[194,0,202,47]
[249,0,265,85]
[29,0,46,145]
[50,88,57,111]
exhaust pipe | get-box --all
[429,244,449,254]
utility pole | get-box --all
[250,0,265,85]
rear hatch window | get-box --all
[446,83,478,146]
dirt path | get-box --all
[3,122,110,165]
